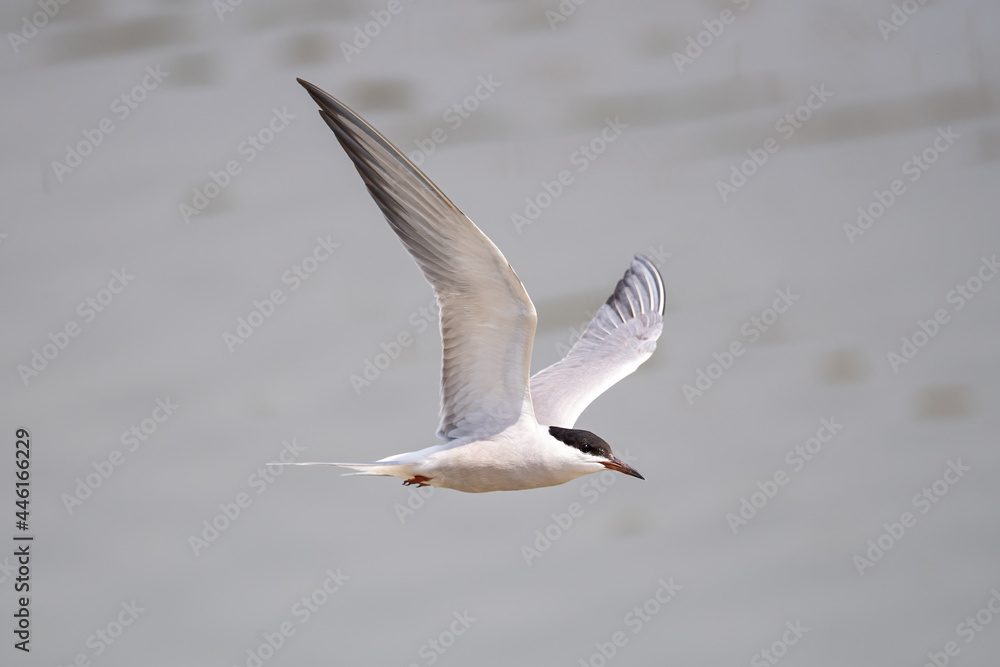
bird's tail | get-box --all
[270,461,418,479]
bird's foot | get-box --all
[403,475,432,487]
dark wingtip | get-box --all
[297,77,320,94]
[605,253,665,317]
[297,78,340,114]
[603,254,665,318]
[633,253,657,276]
[297,77,319,99]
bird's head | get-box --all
[547,426,644,480]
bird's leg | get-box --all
[403,475,432,487]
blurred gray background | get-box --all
[2,0,999,665]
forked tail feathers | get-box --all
[269,461,418,478]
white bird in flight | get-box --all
[290,78,664,493]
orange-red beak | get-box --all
[602,458,644,480]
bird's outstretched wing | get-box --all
[529,255,664,428]
[299,79,536,441]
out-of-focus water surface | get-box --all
[2,1,999,665]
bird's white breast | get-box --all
[418,420,601,492]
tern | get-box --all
[289,78,664,493]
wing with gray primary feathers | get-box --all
[529,254,664,428]
[299,79,537,441]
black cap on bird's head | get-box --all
[548,426,644,480]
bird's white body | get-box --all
[290,79,664,493]
[370,417,606,493]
